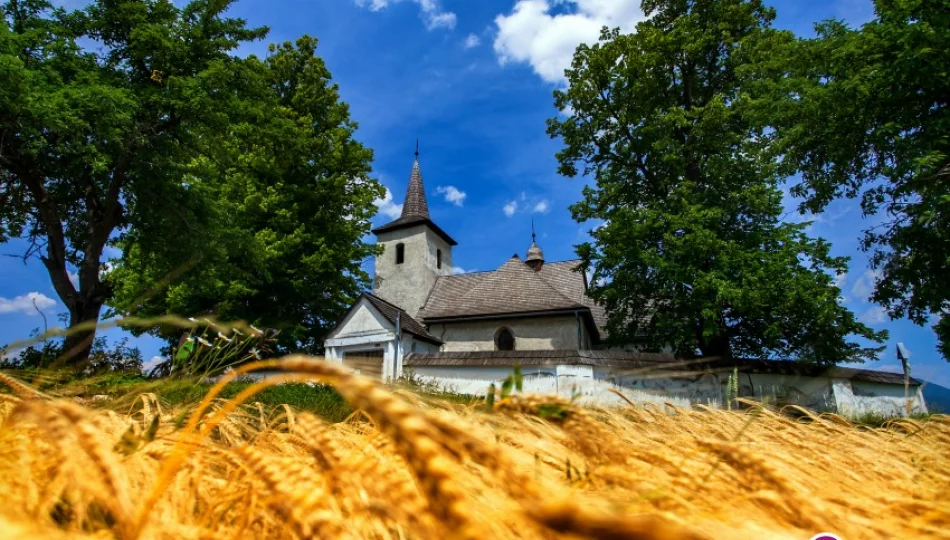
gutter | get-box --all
[424,308,590,323]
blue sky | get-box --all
[2,0,946,387]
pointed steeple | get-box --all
[526,219,545,271]
[402,140,429,219]
[371,140,456,246]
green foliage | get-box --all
[149,321,279,379]
[537,403,570,422]
[105,35,383,354]
[725,367,739,410]
[147,380,353,423]
[500,375,514,399]
[0,0,269,364]
[548,0,885,364]
[114,414,159,455]
[1,333,143,374]
[497,364,524,400]
[1,1,382,363]
[760,0,950,359]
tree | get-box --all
[763,0,950,359]
[0,331,142,373]
[0,0,267,365]
[548,0,885,363]
[105,36,383,353]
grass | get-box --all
[1,356,948,540]
[3,370,355,423]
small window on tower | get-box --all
[495,328,515,351]
[396,243,405,265]
[437,249,442,269]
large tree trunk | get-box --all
[695,314,732,358]
[62,296,105,368]
[16,161,123,369]
[699,334,732,358]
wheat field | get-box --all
[1,356,948,540]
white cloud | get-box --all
[833,271,847,290]
[355,0,457,30]
[831,271,849,302]
[503,194,552,217]
[452,266,474,275]
[859,306,889,325]
[144,355,164,372]
[851,269,882,301]
[374,187,404,219]
[0,292,57,315]
[463,33,481,49]
[493,0,646,84]
[425,11,456,29]
[435,185,467,206]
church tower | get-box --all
[371,145,457,318]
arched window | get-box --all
[395,243,405,265]
[437,249,442,269]
[495,327,515,351]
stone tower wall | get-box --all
[374,224,453,317]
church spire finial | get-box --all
[526,219,544,271]
[415,138,419,160]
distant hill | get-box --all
[921,381,950,414]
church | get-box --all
[324,152,927,417]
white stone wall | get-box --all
[407,364,925,417]
[374,224,453,317]
[429,315,590,351]
[832,379,928,417]
[406,365,695,407]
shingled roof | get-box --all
[419,256,608,339]
[361,293,442,345]
[371,157,457,246]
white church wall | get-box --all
[430,316,589,352]
[327,300,393,342]
[325,299,395,373]
[395,336,440,379]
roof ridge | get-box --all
[362,291,407,312]
[458,256,585,309]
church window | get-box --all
[396,243,405,264]
[437,249,442,269]
[495,327,515,351]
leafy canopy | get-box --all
[761,0,950,359]
[106,36,383,353]
[0,0,269,363]
[548,0,885,363]
[1,0,383,361]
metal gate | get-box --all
[342,350,385,380]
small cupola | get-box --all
[525,222,544,271]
